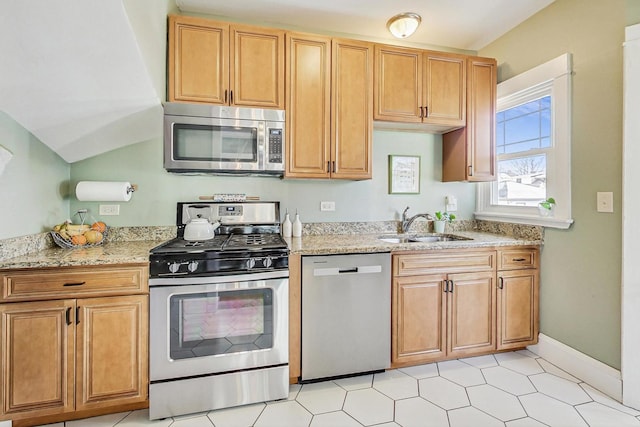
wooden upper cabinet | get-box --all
[285,33,331,178]
[374,45,466,128]
[443,56,497,182]
[168,15,284,109]
[331,39,373,180]
[286,35,373,180]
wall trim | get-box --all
[528,334,622,403]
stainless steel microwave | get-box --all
[163,103,285,175]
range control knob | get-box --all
[187,261,199,272]
[246,258,256,270]
[168,262,181,274]
[263,256,273,268]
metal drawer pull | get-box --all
[512,258,527,262]
[76,306,80,325]
[63,281,86,287]
[449,280,454,293]
[498,277,504,289]
[65,307,72,325]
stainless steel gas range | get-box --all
[148,201,289,420]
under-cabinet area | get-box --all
[0,264,149,427]
[288,245,539,383]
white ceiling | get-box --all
[177,0,555,51]
[0,0,554,164]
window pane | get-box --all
[497,154,547,206]
[496,95,551,154]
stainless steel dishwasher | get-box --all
[301,253,391,382]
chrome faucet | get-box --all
[401,206,434,233]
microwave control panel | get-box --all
[267,129,283,164]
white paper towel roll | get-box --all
[75,181,133,202]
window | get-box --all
[476,53,573,229]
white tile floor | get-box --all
[37,350,640,427]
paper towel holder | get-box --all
[75,181,138,202]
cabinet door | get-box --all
[331,39,373,180]
[231,25,285,109]
[285,33,331,178]
[75,295,148,411]
[374,45,422,123]
[442,56,497,182]
[466,57,497,181]
[497,270,539,350]
[392,275,447,367]
[447,271,496,357]
[168,15,229,104]
[0,300,74,421]
[424,53,466,126]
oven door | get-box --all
[149,271,288,382]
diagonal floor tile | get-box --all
[483,365,536,396]
[519,392,588,426]
[448,406,504,427]
[418,376,469,410]
[467,384,527,421]
[495,352,544,375]
[394,397,449,427]
[505,417,548,427]
[254,400,312,427]
[118,409,172,426]
[207,403,265,427]
[399,362,439,379]
[333,374,373,391]
[437,359,485,387]
[460,354,498,369]
[537,358,581,383]
[529,372,591,405]
[343,388,394,426]
[576,401,640,426]
[309,410,361,427]
[297,381,347,414]
[581,383,640,416]
[373,369,419,400]
[171,415,215,427]
[66,412,130,427]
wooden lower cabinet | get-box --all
[392,269,496,367]
[392,247,538,369]
[497,247,540,350]
[0,265,148,426]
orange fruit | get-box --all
[91,221,107,232]
[71,235,87,246]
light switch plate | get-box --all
[99,204,120,215]
[320,201,335,212]
[597,192,614,213]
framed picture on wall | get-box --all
[389,155,420,194]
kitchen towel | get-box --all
[0,145,12,176]
[75,181,134,202]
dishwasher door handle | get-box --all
[313,265,383,276]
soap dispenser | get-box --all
[292,210,302,237]
[282,209,292,237]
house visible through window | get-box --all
[475,53,573,229]
[496,95,551,206]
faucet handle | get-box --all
[402,206,410,220]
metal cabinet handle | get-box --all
[224,90,228,104]
[419,106,424,118]
[65,307,72,325]
[449,280,454,293]
[332,161,336,173]
[76,306,80,325]
[230,90,234,105]
[424,106,428,118]
[327,161,331,173]
[513,258,527,262]
[468,165,473,176]
[498,277,504,289]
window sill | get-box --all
[474,211,574,229]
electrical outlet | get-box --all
[99,204,120,215]
[445,195,458,212]
[320,201,335,212]
[597,192,614,213]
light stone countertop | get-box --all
[286,230,541,256]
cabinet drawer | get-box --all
[393,250,495,276]
[1,265,148,302]
[498,248,539,270]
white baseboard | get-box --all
[528,333,622,402]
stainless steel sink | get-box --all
[378,233,472,243]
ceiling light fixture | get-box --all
[386,12,422,39]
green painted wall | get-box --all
[0,113,70,239]
[69,130,476,227]
[480,0,640,369]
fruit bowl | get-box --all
[50,210,108,249]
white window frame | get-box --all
[475,53,574,229]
